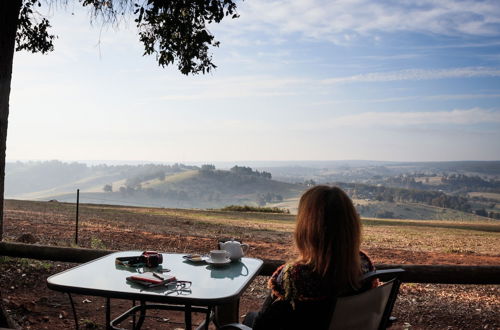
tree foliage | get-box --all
[16,0,56,53]
[221,205,290,214]
[201,164,216,171]
[80,0,238,74]
[230,166,272,179]
[14,0,239,74]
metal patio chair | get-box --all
[219,268,405,330]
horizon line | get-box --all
[6,158,500,165]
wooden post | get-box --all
[215,300,240,326]
[75,189,79,245]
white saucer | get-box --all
[183,255,209,263]
[206,258,231,266]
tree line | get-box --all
[199,165,272,182]
[382,173,500,193]
[103,164,278,206]
[336,182,472,212]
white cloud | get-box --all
[232,0,500,43]
[327,108,500,128]
[424,93,500,101]
[356,54,422,61]
[152,68,500,102]
[322,67,500,84]
[310,93,500,106]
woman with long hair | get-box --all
[247,185,377,330]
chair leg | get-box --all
[380,280,402,330]
[387,316,397,327]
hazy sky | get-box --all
[8,0,500,163]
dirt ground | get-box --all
[1,201,499,329]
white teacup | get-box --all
[210,250,230,262]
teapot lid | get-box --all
[224,238,240,244]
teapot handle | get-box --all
[241,243,249,253]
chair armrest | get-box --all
[218,323,253,330]
[361,268,405,282]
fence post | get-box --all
[75,189,79,245]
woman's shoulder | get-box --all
[269,262,314,286]
[359,250,376,273]
[271,262,312,278]
[267,263,290,301]
[268,262,325,302]
[359,250,379,289]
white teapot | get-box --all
[219,239,249,261]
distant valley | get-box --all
[5,160,500,221]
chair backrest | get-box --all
[328,268,404,330]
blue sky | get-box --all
[8,0,500,163]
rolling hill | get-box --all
[7,164,305,209]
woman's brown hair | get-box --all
[294,185,362,291]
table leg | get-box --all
[106,297,111,330]
[67,293,79,330]
[214,299,239,327]
[135,301,147,330]
[204,306,212,330]
[132,299,136,328]
[185,304,192,329]
[194,306,213,330]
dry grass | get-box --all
[2,199,500,329]
[363,225,499,256]
[468,191,500,201]
[5,199,500,258]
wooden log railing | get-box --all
[1,241,499,285]
[260,259,500,284]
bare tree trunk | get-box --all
[0,1,21,327]
[0,0,22,240]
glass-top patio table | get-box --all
[47,251,264,329]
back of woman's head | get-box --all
[294,185,361,291]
